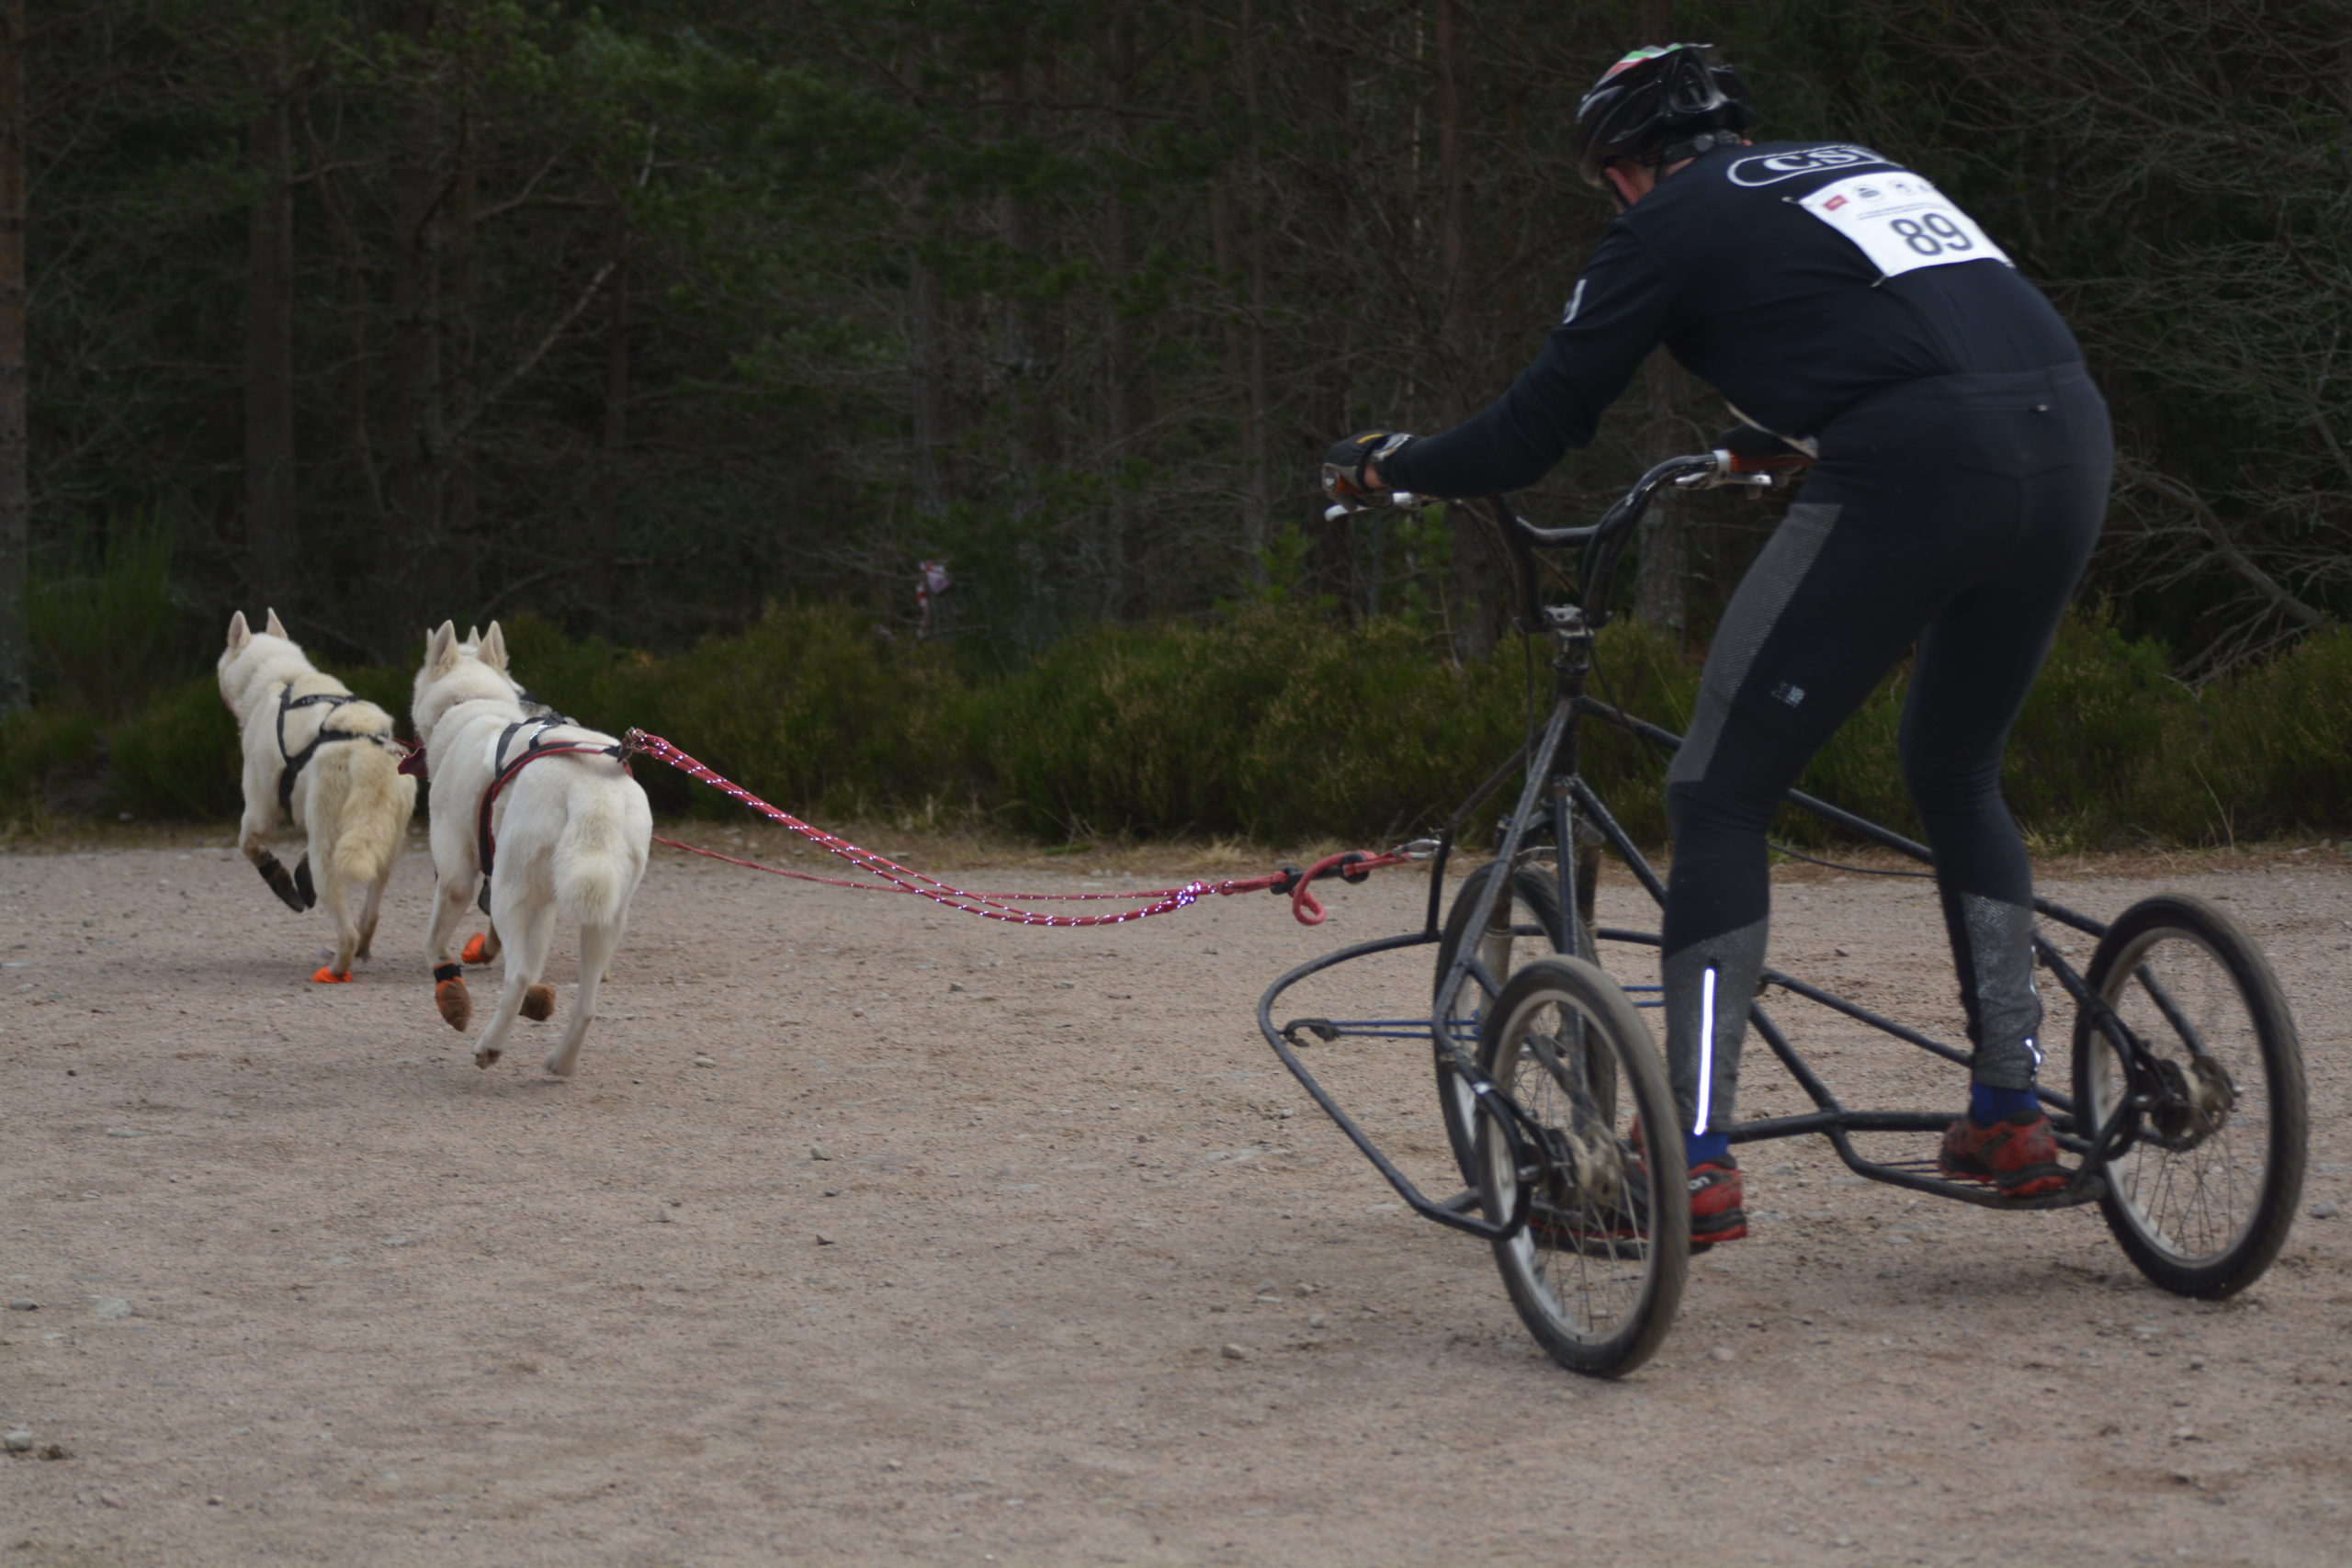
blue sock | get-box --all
[1971,1082,2039,1124]
[1686,1131,1731,1168]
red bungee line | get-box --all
[621,729,1413,928]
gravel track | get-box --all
[3,827,2347,1566]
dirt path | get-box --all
[3,827,2348,1566]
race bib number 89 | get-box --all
[1797,172,2011,279]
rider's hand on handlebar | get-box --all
[1322,430,1417,503]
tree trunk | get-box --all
[243,59,299,619]
[1632,355,1687,637]
[0,0,27,710]
[908,239,952,518]
[997,58,1047,643]
[446,79,479,612]
[899,37,952,521]
[1237,0,1271,581]
[1436,0,1498,660]
[1630,0,1685,638]
[590,207,628,623]
[1192,6,1267,584]
[1099,2,1136,618]
[383,3,445,655]
[1302,0,1354,610]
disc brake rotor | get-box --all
[2148,1054,2235,1144]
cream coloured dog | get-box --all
[217,610,418,982]
[410,620,650,1076]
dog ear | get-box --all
[480,621,510,674]
[264,608,288,638]
[463,625,481,647]
[226,611,251,652]
[427,620,459,674]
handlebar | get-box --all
[1324,447,1814,635]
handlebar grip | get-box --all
[1724,449,1815,476]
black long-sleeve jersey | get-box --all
[1384,139,2083,499]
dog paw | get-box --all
[541,1049,577,1078]
[520,984,556,1022]
[461,932,496,965]
[435,976,472,1032]
[256,854,308,913]
[474,1044,503,1069]
[310,966,354,984]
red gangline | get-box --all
[623,729,1412,928]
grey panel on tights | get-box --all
[1668,501,1842,785]
[1958,890,2044,1089]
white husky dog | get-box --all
[217,610,418,983]
[410,619,650,1077]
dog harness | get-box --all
[275,685,406,815]
[472,717,629,912]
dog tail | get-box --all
[319,709,417,888]
[553,769,650,929]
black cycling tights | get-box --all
[1658,365,2112,1138]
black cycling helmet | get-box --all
[1574,42,1756,187]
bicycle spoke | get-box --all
[2076,895,2303,1298]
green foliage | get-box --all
[0,706,106,815]
[972,612,1320,839]
[28,516,188,716]
[19,605,2352,850]
[1224,524,1333,615]
[655,604,969,821]
[107,676,242,819]
[100,661,413,822]
[503,604,967,821]
[2005,607,2188,840]
[2145,627,2352,845]
[1579,619,1704,847]
[1237,618,1524,842]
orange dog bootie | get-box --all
[433,963,471,1031]
[311,966,354,984]
[461,932,495,965]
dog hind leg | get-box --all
[355,861,391,961]
[545,916,624,1078]
[473,897,557,1071]
[312,866,358,983]
[425,874,477,1031]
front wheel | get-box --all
[1433,862,1568,1187]
[2071,894,2306,1298]
[1476,956,1687,1377]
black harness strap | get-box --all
[473,719,628,913]
[275,686,403,815]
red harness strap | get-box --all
[471,721,628,908]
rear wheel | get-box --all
[1433,862,1567,1187]
[1476,956,1686,1377]
[2071,894,2306,1298]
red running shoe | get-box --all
[1690,1157,1747,1247]
[1938,1111,2068,1199]
[1531,1129,1748,1252]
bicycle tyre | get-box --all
[2070,894,2307,1298]
[1433,863,1568,1188]
[1476,956,1687,1376]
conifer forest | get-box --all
[0,1,2346,726]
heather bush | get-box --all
[30,600,2352,851]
